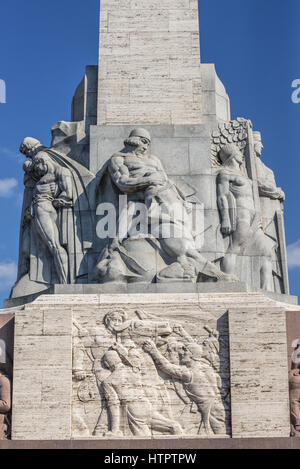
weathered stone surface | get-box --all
[97,0,202,125]
[229,308,290,438]
[10,292,293,440]
[12,306,72,440]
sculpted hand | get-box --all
[147,172,166,186]
[143,339,156,354]
[53,198,73,209]
[173,324,185,336]
[73,371,86,382]
[221,222,232,235]
[111,342,127,356]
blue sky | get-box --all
[0,0,299,304]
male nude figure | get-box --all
[217,144,275,291]
[104,128,237,283]
[20,138,73,283]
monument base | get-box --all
[4,282,298,309]
[7,291,298,441]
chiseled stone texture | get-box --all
[10,292,291,440]
[12,305,73,440]
[229,307,290,438]
[98,0,202,125]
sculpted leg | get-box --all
[159,238,238,282]
[221,253,237,275]
[197,400,213,435]
[150,412,183,435]
[209,402,226,435]
[260,257,273,291]
[34,204,68,283]
[255,230,275,291]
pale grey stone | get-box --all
[229,307,290,438]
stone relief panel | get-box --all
[72,304,231,438]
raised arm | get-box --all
[217,171,232,235]
[143,340,191,383]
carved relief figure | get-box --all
[12,137,94,296]
[72,318,113,437]
[144,336,226,436]
[0,370,11,440]
[290,341,300,437]
[72,309,229,438]
[254,132,285,202]
[253,131,289,293]
[102,310,176,432]
[94,128,238,284]
[101,349,182,437]
[73,310,176,437]
[217,143,275,291]
[103,309,173,346]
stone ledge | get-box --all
[1,438,300,450]
[4,282,298,309]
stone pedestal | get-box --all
[10,292,293,440]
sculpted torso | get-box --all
[34,173,58,200]
[106,366,148,404]
[227,172,255,211]
[185,363,221,402]
[109,152,167,195]
[220,170,256,227]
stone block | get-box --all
[229,308,290,438]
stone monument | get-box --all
[1,0,300,447]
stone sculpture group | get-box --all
[11,120,286,299]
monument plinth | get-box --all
[1,0,299,447]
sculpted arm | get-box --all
[217,172,232,235]
[258,179,285,201]
[55,168,73,207]
[144,340,191,383]
[109,156,153,193]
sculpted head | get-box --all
[219,144,244,167]
[102,350,122,371]
[104,310,127,332]
[124,128,151,155]
[253,131,264,157]
[20,137,43,158]
[179,342,203,367]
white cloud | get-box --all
[287,239,300,268]
[0,262,17,290]
[1,148,17,158]
[0,178,18,197]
